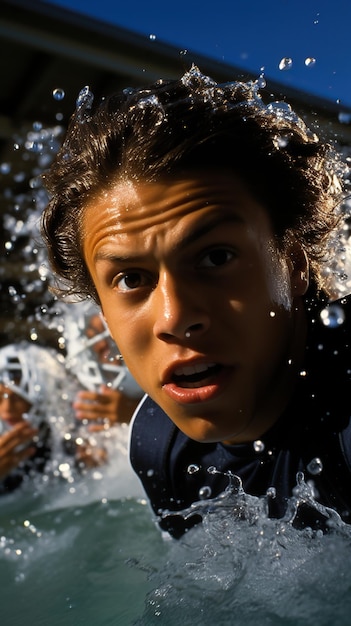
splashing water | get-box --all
[133,470,351,625]
[1,462,351,625]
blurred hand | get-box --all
[75,442,108,469]
[73,385,139,430]
[0,421,38,480]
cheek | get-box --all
[103,306,149,358]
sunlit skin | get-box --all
[82,172,309,445]
[0,384,37,479]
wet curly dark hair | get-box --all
[41,66,344,302]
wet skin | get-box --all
[82,172,308,444]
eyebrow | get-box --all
[179,212,244,250]
[94,212,245,265]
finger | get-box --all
[0,444,36,472]
[75,391,110,405]
[1,422,36,440]
[0,430,37,455]
[74,405,116,421]
[87,423,110,432]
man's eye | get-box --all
[199,249,234,268]
[116,272,145,292]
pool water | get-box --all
[1,450,351,626]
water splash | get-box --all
[75,86,94,123]
[163,468,351,536]
[133,470,351,624]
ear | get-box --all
[287,242,309,296]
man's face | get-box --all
[0,384,31,427]
[82,172,307,444]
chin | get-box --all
[183,420,233,445]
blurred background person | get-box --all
[63,300,143,431]
[0,341,64,493]
[0,341,111,496]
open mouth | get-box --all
[172,363,222,388]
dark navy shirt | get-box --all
[130,295,351,537]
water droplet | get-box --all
[266,486,276,499]
[296,471,305,485]
[53,88,65,101]
[0,162,11,174]
[149,34,156,40]
[257,74,266,89]
[25,140,43,153]
[305,57,316,67]
[147,469,154,477]
[278,57,293,71]
[253,440,265,453]
[187,464,200,474]
[273,134,289,149]
[76,85,94,111]
[207,466,218,475]
[307,457,323,475]
[338,112,351,125]
[320,304,345,328]
[199,485,212,499]
[179,49,188,56]
[29,176,41,189]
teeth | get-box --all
[174,363,216,377]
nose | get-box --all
[152,271,210,342]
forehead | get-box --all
[82,171,272,244]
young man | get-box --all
[41,67,351,536]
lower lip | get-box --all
[163,367,232,405]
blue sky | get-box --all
[44,0,351,108]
